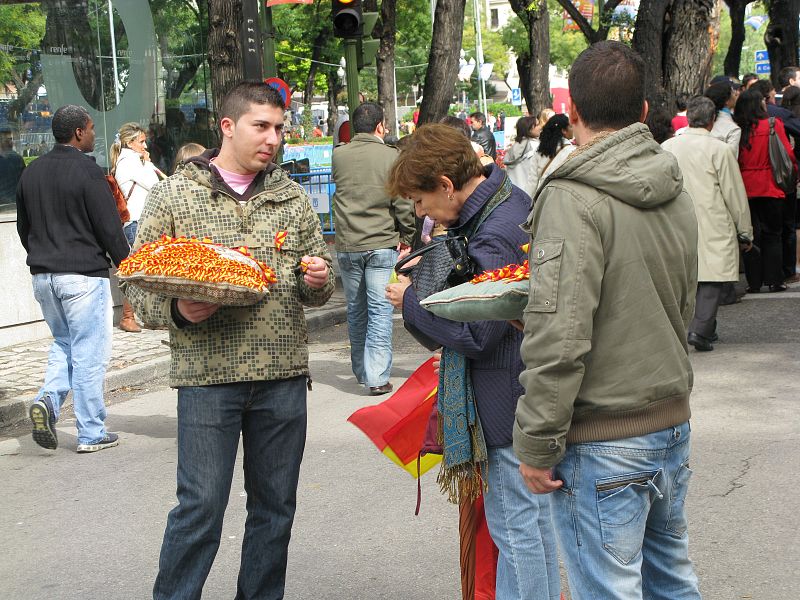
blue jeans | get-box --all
[31,273,112,445]
[123,221,138,246]
[550,422,701,600]
[483,445,561,600]
[337,248,397,387]
[153,376,307,600]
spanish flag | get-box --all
[348,358,441,477]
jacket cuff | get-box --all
[170,298,192,329]
[512,421,566,469]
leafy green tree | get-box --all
[0,5,46,91]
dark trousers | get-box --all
[781,191,797,279]
[153,377,307,600]
[745,197,784,289]
[690,282,724,339]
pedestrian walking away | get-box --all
[663,96,753,352]
[16,104,130,454]
[121,82,335,600]
[514,41,702,599]
[332,101,415,395]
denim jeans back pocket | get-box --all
[52,274,89,299]
[596,469,661,565]
[525,238,564,313]
[665,461,693,536]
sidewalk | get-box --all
[0,285,347,428]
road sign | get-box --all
[511,88,522,106]
[756,62,771,75]
[309,192,330,214]
[755,49,769,62]
[264,77,291,108]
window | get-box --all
[490,9,499,30]
[0,0,211,221]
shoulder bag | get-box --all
[768,117,796,194]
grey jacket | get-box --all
[514,123,698,469]
[331,133,415,252]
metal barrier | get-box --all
[290,169,335,234]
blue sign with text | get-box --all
[756,62,771,75]
[511,88,522,106]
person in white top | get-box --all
[109,122,163,332]
[110,122,162,245]
[536,114,576,187]
[503,115,540,197]
[705,81,742,158]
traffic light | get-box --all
[332,0,363,39]
[357,12,380,70]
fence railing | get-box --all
[289,169,335,234]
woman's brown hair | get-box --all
[387,124,483,198]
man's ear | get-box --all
[640,100,649,124]
[219,116,235,139]
[567,97,580,126]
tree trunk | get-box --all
[418,0,466,125]
[508,0,550,116]
[632,0,670,110]
[723,0,752,77]
[207,0,244,115]
[326,70,343,139]
[40,0,103,110]
[376,0,397,136]
[766,0,800,89]
[662,0,717,108]
[302,31,326,106]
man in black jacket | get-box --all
[16,104,130,453]
[469,111,497,159]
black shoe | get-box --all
[76,432,119,453]
[710,332,719,343]
[746,287,761,294]
[369,383,393,396]
[768,283,788,292]
[687,332,714,352]
[30,395,58,450]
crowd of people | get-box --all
[15,38,799,599]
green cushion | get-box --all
[419,279,529,322]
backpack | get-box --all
[105,174,134,223]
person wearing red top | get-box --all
[671,92,689,134]
[734,88,798,292]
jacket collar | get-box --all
[454,164,503,228]
[351,132,385,144]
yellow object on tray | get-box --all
[118,235,277,306]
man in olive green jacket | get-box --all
[513,42,702,599]
[332,102,415,395]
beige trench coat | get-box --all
[663,128,753,282]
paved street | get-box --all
[1,290,799,599]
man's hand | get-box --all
[176,299,220,324]
[385,275,412,309]
[739,241,753,252]
[519,463,563,494]
[508,319,524,332]
[302,255,329,289]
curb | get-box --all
[0,305,348,430]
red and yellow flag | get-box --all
[348,358,441,477]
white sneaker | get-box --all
[77,433,119,453]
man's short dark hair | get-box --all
[687,96,716,128]
[704,82,733,111]
[439,115,471,139]
[352,102,384,134]
[568,40,645,130]
[779,66,800,89]
[469,111,486,125]
[51,105,91,143]
[219,81,285,124]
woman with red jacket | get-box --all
[734,88,798,292]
